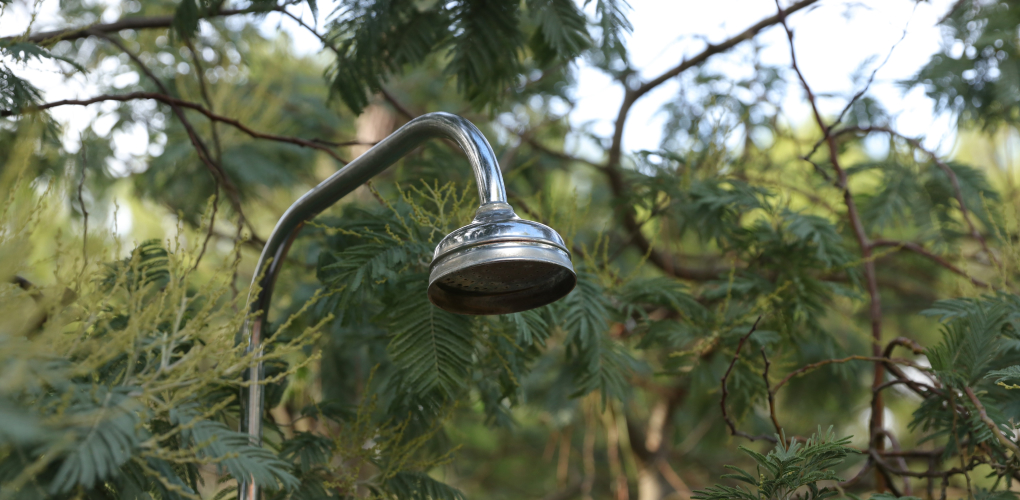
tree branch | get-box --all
[771,355,932,394]
[963,386,1020,457]
[630,0,821,103]
[773,3,890,485]
[90,32,268,245]
[10,5,287,44]
[760,347,782,436]
[4,92,349,165]
[524,136,607,172]
[871,239,991,288]
[719,317,777,443]
[602,0,820,281]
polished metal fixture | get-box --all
[239,112,576,499]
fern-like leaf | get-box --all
[385,471,466,500]
[527,0,590,59]
[50,391,142,494]
[171,409,299,491]
[385,279,475,398]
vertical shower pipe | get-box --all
[238,112,508,500]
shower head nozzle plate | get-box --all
[428,204,576,315]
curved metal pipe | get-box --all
[238,112,506,499]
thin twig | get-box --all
[184,37,222,162]
[5,92,349,165]
[77,137,89,280]
[871,239,991,288]
[774,3,889,484]
[720,316,777,443]
[839,459,874,488]
[964,386,1020,457]
[190,186,219,273]
[760,347,782,436]
[772,355,932,394]
[804,5,915,161]
[878,429,913,496]
[524,135,607,172]
[183,36,221,273]
[90,32,260,244]
[871,450,968,478]
[885,336,928,357]
[9,4,291,44]
[379,87,416,121]
[627,0,822,105]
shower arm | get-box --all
[239,112,507,500]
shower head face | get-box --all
[428,204,576,315]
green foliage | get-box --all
[0,153,326,497]
[852,158,999,244]
[9,0,1020,498]
[310,185,658,419]
[383,472,466,500]
[591,0,632,67]
[925,297,1015,385]
[692,427,857,500]
[386,286,475,397]
[325,0,599,113]
[0,64,41,115]
[908,292,1020,459]
[908,0,1020,130]
[526,0,590,64]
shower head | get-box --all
[428,202,576,315]
[242,113,577,499]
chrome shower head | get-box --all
[428,202,576,315]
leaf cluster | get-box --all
[323,0,597,112]
[692,427,857,500]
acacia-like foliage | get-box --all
[307,182,710,425]
[323,0,595,112]
[0,184,306,495]
[906,0,1020,130]
[693,427,857,500]
[8,0,1020,498]
[0,149,464,499]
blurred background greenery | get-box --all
[4,0,1020,499]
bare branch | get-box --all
[760,347,782,436]
[630,0,821,103]
[379,87,416,121]
[871,239,991,288]
[77,137,89,280]
[5,92,349,165]
[184,37,222,162]
[10,5,287,44]
[524,136,607,172]
[191,187,220,273]
[89,32,269,245]
[719,316,777,443]
[773,3,890,481]
[771,356,932,394]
